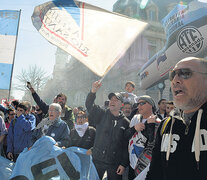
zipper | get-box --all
[184,120,191,135]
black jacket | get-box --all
[85,92,130,167]
[32,92,75,130]
[146,102,207,180]
[70,126,96,150]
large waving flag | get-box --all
[9,136,99,180]
[0,10,20,90]
[32,0,148,76]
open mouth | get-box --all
[174,89,184,96]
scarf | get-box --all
[75,122,89,137]
[36,117,59,135]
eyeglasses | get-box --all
[9,113,15,116]
[77,116,86,119]
[137,102,147,106]
[169,68,207,81]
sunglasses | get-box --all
[77,116,86,119]
[169,68,207,81]
[9,113,15,116]
[137,102,147,106]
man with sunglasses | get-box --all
[146,57,207,180]
[85,80,130,180]
[127,95,160,179]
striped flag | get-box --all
[0,10,20,90]
[32,0,148,77]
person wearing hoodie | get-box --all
[85,80,130,180]
[146,57,207,180]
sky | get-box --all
[0,0,117,99]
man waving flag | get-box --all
[32,0,147,76]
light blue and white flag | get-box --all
[0,10,20,90]
[32,0,147,77]
[9,136,99,180]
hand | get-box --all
[27,84,35,93]
[5,101,10,107]
[147,115,156,123]
[91,80,102,93]
[86,149,92,155]
[134,123,145,131]
[116,165,125,175]
[7,152,13,160]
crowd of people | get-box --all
[0,57,206,180]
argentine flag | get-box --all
[0,10,20,90]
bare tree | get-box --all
[14,65,50,102]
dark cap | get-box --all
[138,95,156,113]
[108,92,123,102]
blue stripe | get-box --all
[53,0,80,26]
[0,10,20,36]
[0,63,13,90]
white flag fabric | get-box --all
[31,0,147,76]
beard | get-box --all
[58,102,65,109]
[174,92,205,111]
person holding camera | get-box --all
[27,82,75,130]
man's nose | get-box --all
[171,73,182,84]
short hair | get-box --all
[125,81,135,88]
[11,100,19,109]
[56,93,67,102]
[166,101,174,105]
[158,99,167,105]
[49,103,62,113]
[77,111,87,117]
[8,108,15,114]
[123,102,132,107]
[17,102,28,112]
[77,106,84,111]
[22,101,32,112]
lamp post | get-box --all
[158,81,165,100]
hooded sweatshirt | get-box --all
[146,102,207,180]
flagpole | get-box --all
[8,9,21,101]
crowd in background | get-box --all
[0,57,207,180]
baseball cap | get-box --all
[108,92,123,102]
[138,95,156,113]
